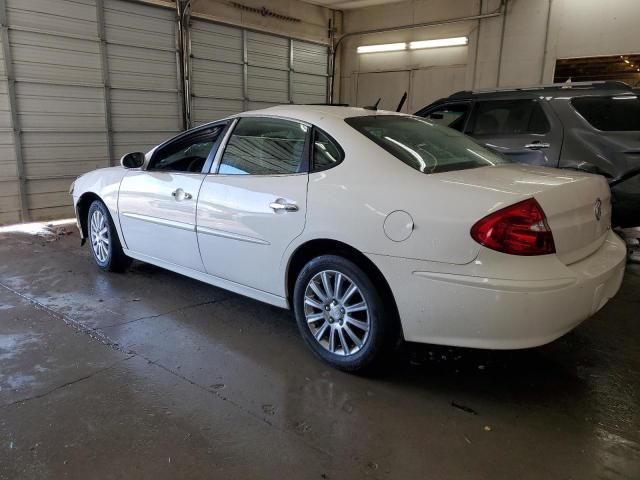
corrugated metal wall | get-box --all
[190,18,328,126]
[0,0,329,224]
[0,3,20,225]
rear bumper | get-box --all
[369,230,626,349]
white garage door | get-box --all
[0,13,20,224]
[104,0,181,159]
[190,18,328,125]
[6,0,106,221]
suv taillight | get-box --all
[470,198,555,256]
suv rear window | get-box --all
[571,95,640,131]
[345,115,509,174]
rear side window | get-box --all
[469,99,550,135]
[345,115,509,174]
[219,117,309,175]
[312,129,343,171]
[571,95,640,131]
[419,103,470,132]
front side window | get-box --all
[313,129,343,171]
[345,115,509,174]
[218,117,309,175]
[468,99,550,135]
[149,125,224,173]
[571,95,640,131]
[419,103,470,132]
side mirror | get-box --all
[120,152,145,169]
[429,113,444,120]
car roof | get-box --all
[434,81,635,102]
[235,105,408,123]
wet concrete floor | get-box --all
[0,228,639,479]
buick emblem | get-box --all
[594,198,602,221]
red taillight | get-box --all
[470,198,555,256]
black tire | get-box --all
[293,255,396,373]
[87,200,131,272]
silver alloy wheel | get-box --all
[90,209,110,264]
[304,270,370,356]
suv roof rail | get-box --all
[448,81,633,98]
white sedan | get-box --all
[71,106,626,372]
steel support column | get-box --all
[0,0,28,222]
[288,38,294,104]
[95,0,114,166]
[242,29,248,111]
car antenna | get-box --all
[363,98,381,111]
[396,92,407,112]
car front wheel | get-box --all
[293,255,396,372]
[87,200,130,272]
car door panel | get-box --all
[117,123,228,272]
[119,172,206,271]
[196,116,310,297]
[197,174,308,296]
[467,99,563,167]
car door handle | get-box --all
[524,142,550,150]
[172,188,192,200]
[269,200,298,212]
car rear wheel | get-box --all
[293,255,395,372]
[87,200,131,272]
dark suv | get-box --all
[416,82,640,229]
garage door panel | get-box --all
[192,59,243,100]
[16,83,105,131]
[191,21,242,64]
[10,30,101,85]
[21,131,107,171]
[30,205,73,221]
[7,0,97,39]
[292,40,327,76]
[112,131,174,159]
[107,44,177,91]
[111,89,179,118]
[356,71,410,112]
[0,158,18,178]
[110,89,180,133]
[24,158,106,179]
[248,66,288,103]
[0,193,20,214]
[104,0,175,51]
[193,97,242,125]
[292,72,326,104]
[410,66,466,112]
[247,32,288,70]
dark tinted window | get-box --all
[572,95,640,131]
[469,99,550,135]
[313,129,343,171]
[420,103,470,131]
[346,115,509,174]
[150,126,223,172]
[219,117,308,175]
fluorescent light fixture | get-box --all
[409,36,468,50]
[357,42,406,54]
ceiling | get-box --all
[303,0,405,10]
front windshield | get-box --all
[345,115,509,174]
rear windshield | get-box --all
[571,95,640,131]
[345,115,509,174]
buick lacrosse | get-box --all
[70,106,626,371]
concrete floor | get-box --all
[0,227,638,480]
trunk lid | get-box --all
[438,164,611,265]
